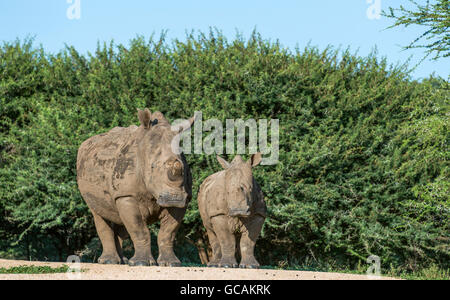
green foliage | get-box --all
[394,264,450,280]
[0,31,448,276]
[0,265,70,274]
[384,0,450,60]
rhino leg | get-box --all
[113,224,129,265]
[239,215,264,269]
[206,228,222,267]
[157,208,184,267]
[92,211,122,265]
[116,196,156,267]
[211,215,238,268]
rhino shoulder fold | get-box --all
[199,171,228,218]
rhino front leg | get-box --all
[116,196,156,266]
[206,228,222,267]
[92,211,122,264]
[239,215,264,269]
[157,208,184,267]
[211,215,238,268]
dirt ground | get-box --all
[0,259,399,280]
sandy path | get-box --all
[0,259,398,280]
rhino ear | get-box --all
[138,108,152,129]
[172,115,196,134]
[217,156,231,169]
[249,152,262,167]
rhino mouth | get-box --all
[229,208,251,217]
[157,192,186,208]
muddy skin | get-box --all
[77,108,195,267]
[198,153,267,269]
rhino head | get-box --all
[136,108,194,208]
[216,153,262,217]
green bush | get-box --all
[0,265,70,274]
[0,31,448,275]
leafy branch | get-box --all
[383,0,450,60]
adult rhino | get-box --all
[77,108,195,267]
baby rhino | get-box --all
[198,154,266,268]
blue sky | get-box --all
[0,0,448,79]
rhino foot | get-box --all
[128,256,157,267]
[158,261,181,267]
[129,260,149,267]
[239,263,259,269]
[207,261,220,268]
[239,258,260,269]
[218,259,238,268]
[218,263,238,268]
[157,255,181,267]
[121,257,129,265]
[98,255,121,265]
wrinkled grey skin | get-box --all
[198,154,266,268]
[77,108,194,267]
